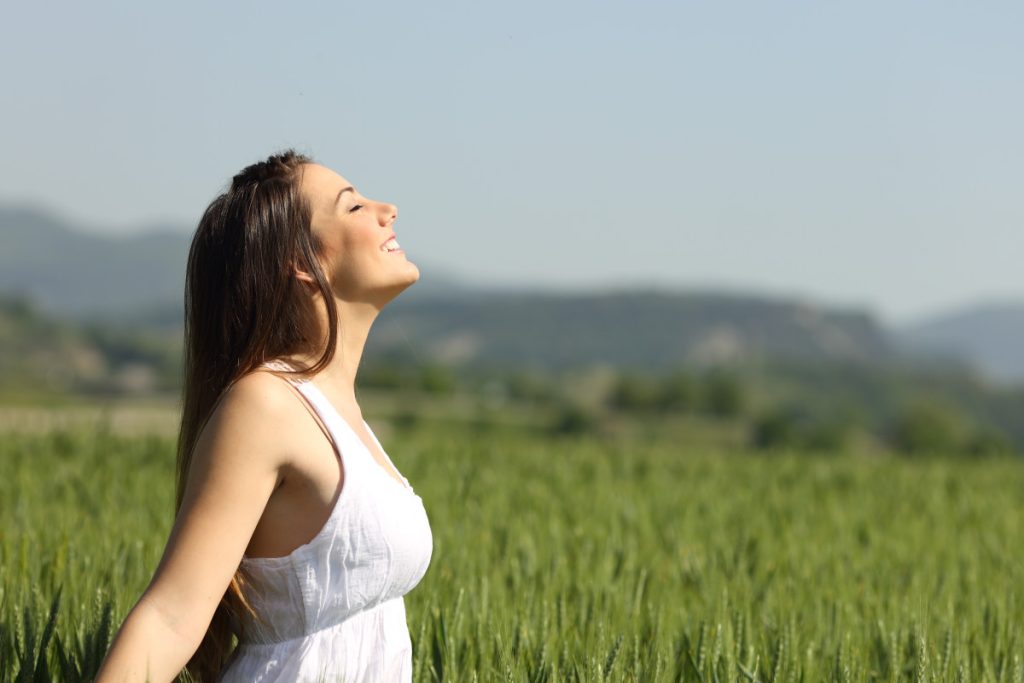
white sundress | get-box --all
[219,360,433,683]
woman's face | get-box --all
[299,163,419,303]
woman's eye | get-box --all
[348,204,364,213]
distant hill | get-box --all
[370,288,899,372]
[2,201,1022,385]
[0,204,189,317]
[0,292,183,396]
[893,301,1024,387]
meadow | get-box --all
[1,414,1023,681]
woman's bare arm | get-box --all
[95,372,295,683]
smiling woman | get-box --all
[94,149,432,683]
[298,162,417,303]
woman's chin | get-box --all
[378,268,420,302]
[397,260,420,286]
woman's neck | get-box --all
[286,297,381,405]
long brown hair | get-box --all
[176,149,338,681]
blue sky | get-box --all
[2,1,1021,325]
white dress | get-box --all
[219,360,433,683]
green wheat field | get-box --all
[2,417,1023,681]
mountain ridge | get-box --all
[2,202,1021,383]
[892,300,1024,386]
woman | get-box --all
[96,150,433,682]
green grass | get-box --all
[2,421,1023,681]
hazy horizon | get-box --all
[3,1,1021,327]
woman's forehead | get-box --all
[301,163,353,208]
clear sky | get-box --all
[2,1,1021,326]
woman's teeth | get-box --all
[381,237,402,252]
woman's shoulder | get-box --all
[190,368,314,475]
[221,365,306,418]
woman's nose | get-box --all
[380,202,398,225]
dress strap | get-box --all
[261,360,370,475]
[258,359,409,492]
[260,358,307,383]
[258,359,348,467]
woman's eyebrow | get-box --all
[334,186,355,207]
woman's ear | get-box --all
[293,263,318,289]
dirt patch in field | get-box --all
[0,402,181,437]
